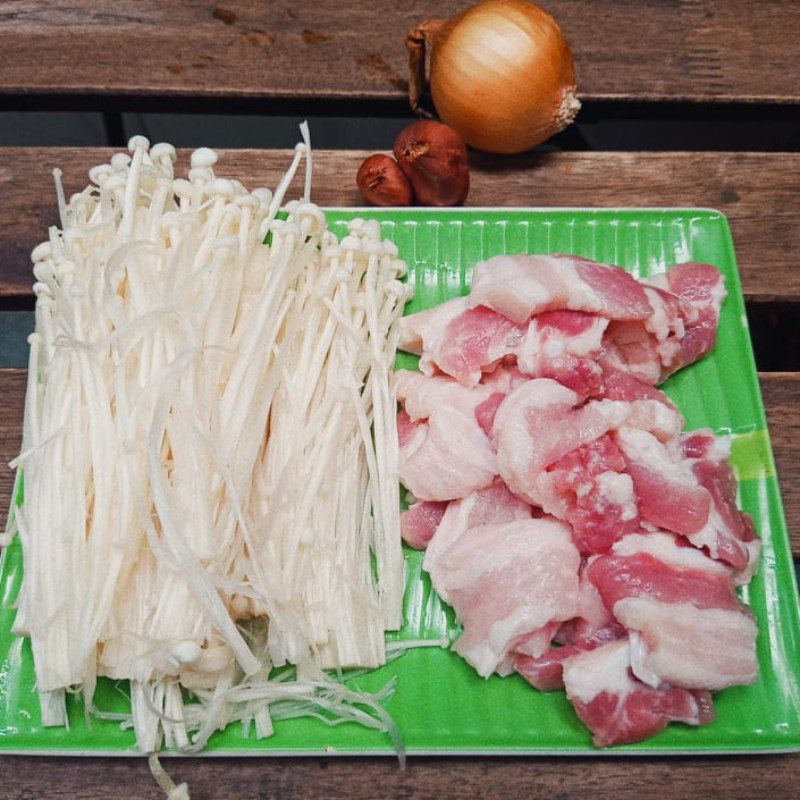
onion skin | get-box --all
[356,154,414,206]
[394,121,470,206]
[410,0,580,154]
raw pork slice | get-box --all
[598,361,680,414]
[515,563,625,691]
[396,370,498,501]
[651,261,726,371]
[493,379,632,504]
[468,254,653,324]
[588,532,758,690]
[603,263,725,384]
[397,297,524,386]
[493,379,678,514]
[400,500,449,550]
[562,639,715,747]
[602,285,687,384]
[535,434,639,554]
[616,425,757,572]
[423,481,532,591]
[681,430,759,576]
[429,516,580,677]
[517,310,608,395]
[397,296,469,359]
[560,560,626,644]
[616,426,711,536]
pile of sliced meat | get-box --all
[396,254,759,747]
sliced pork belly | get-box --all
[493,379,632,504]
[590,532,742,612]
[598,361,680,414]
[564,560,625,643]
[400,500,449,550]
[603,263,725,384]
[423,481,532,593]
[681,430,759,576]
[471,364,527,435]
[517,310,608,395]
[396,370,498,501]
[515,562,625,691]
[397,295,469,359]
[492,379,679,524]
[398,296,524,386]
[536,434,639,554]
[602,286,687,384]
[514,637,583,692]
[468,254,653,325]
[434,305,523,386]
[651,261,726,371]
[616,425,756,572]
[562,639,715,747]
[588,532,758,691]
[430,517,580,677]
[474,391,505,435]
[616,426,711,536]
[617,598,758,691]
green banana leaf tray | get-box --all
[1,208,798,756]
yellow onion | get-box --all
[407,0,580,154]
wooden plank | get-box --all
[0,753,798,800]
[0,369,22,520]
[0,0,798,104]
[1,149,799,302]
[1,369,798,552]
[765,372,800,543]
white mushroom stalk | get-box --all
[10,132,410,757]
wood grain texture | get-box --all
[0,369,22,521]
[765,372,800,543]
[1,370,798,551]
[0,0,798,103]
[0,753,799,800]
[1,148,799,301]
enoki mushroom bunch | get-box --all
[9,129,411,761]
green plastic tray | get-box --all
[1,208,798,756]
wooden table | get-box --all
[0,2,798,798]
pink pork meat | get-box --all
[400,474,539,554]
[562,639,715,747]
[397,260,724,394]
[535,434,640,554]
[603,262,726,384]
[396,370,499,501]
[422,480,532,589]
[492,378,632,505]
[515,564,625,691]
[492,379,681,553]
[429,516,581,677]
[400,500,449,550]
[467,254,653,324]
[602,285,688,385]
[616,426,757,573]
[615,426,712,537]
[681,430,760,578]
[588,532,758,691]
[397,296,524,387]
[652,261,727,371]
[598,360,680,412]
[517,310,608,395]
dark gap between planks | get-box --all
[0,100,798,151]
